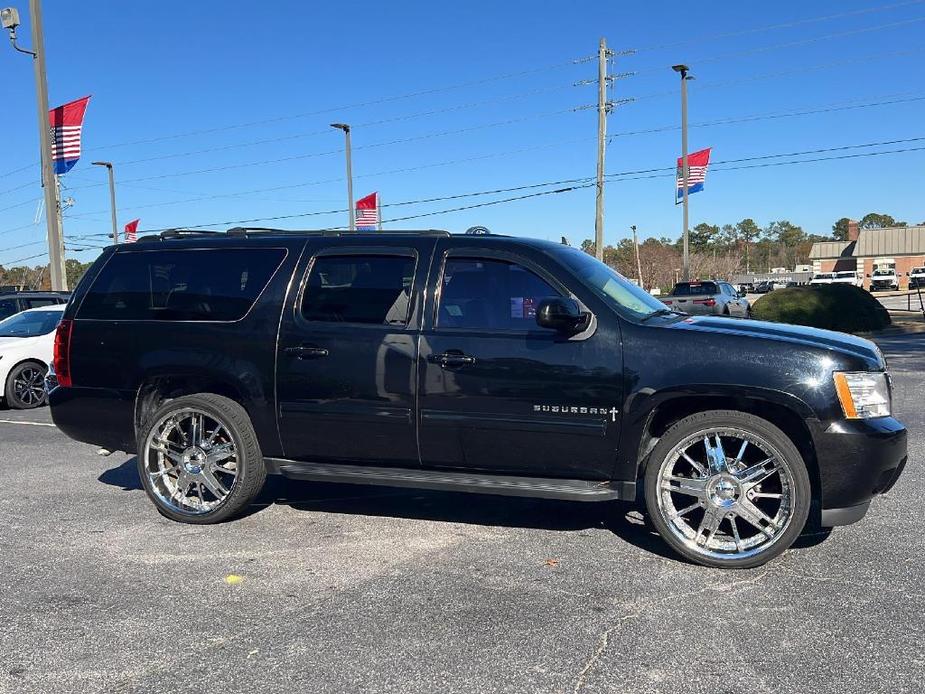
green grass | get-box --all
[752,284,891,333]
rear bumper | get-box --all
[809,416,907,526]
[48,385,137,453]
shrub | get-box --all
[751,284,891,333]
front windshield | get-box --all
[813,274,834,280]
[0,309,62,338]
[873,270,894,276]
[836,272,855,278]
[553,246,671,319]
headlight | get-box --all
[833,371,891,419]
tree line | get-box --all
[0,259,90,292]
[580,211,915,291]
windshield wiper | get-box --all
[640,308,683,322]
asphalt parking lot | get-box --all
[1,332,922,694]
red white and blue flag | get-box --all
[48,96,91,175]
[676,147,711,200]
[124,219,140,243]
[356,192,379,230]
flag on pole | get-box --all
[355,192,379,230]
[48,96,91,175]
[676,147,711,201]
[124,219,140,243]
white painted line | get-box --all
[0,419,56,427]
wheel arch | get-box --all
[134,373,249,438]
[625,389,821,510]
[1,357,49,399]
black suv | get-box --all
[0,291,70,321]
[49,229,907,568]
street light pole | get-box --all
[631,224,643,288]
[673,64,691,282]
[330,123,354,231]
[92,161,118,244]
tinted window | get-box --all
[24,298,58,309]
[301,255,415,325]
[672,282,718,296]
[0,299,17,321]
[439,258,561,331]
[78,248,286,321]
[0,309,62,337]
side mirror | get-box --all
[536,297,586,334]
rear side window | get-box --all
[24,298,57,309]
[438,257,561,332]
[672,282,718,296]
[0,299,17,321]
[78,248,286,321]
[301,254,415,325]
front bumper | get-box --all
[809,416,907,526]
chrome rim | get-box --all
[655,427,796,561]
[143,408,239,515]
[13,365,46,406]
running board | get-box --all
[265,459,632,502]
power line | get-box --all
[65,108,581,187]
[109,84,579,168]
[631,14,925,74]
[632,0,925,52]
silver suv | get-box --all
[661,281,750,317]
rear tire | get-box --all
[643,409,811,569]
[137,393,266,524]
[5,361,48,409]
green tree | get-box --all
[65,259,91,289]
[689,222,720,252]
[734,219,761,272]
[860,213,906,229]
[832,217,851,241]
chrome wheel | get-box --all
[655,427,796,562]
[12,364,47,407]
[142,408,239,515]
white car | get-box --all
[831,271,862,287]
[0,304,64,409]
[908,267,925,289]
[809,273,835,285]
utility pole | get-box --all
[631,224,643,288]
[673,64,692,282]
[31,0,66,289]
[594,37,611,262]
[3,2,67,289]
[330,123,355,231]
[92,161,118,244]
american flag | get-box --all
[124,219,140,243]
[676,147,712,200]
[355,192,379,229]
[48,96,91,175]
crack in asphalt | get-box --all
[571,570,770,693]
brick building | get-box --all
[809,220,925,290]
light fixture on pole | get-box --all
[91,161,119,244]
[672,63,693,282]
[330,123,355,231]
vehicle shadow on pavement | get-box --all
[98,459,831,563]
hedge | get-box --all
[751,284,891,333]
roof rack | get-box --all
[144,227,454,241]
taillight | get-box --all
[663,300,673,305]
[693,298,717,307]
[53,318,74,387]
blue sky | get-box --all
[1,0,923,266]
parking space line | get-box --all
[0,419,56,427]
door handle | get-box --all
[429,352,476,368]
[285,346,329,359]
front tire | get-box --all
[137,393,266,524]
[5,360,48,409]
[644,410,811,569]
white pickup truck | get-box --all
[869,269,899,292]
[908,267,925,289]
